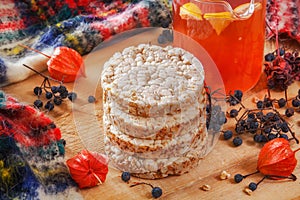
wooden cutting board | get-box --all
[2,28,300,200]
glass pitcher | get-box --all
[172,0,267,93]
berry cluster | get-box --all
[205,87,227,133]
[233,171,296,194]
[233,172,262,192]
[264,48,300,91]
[32,77,78,111]
[233,107,297,143]
[23,64,96,111]
[223,90,299,146]
[206,104,227,132]
[256,92,300,114]
[121,171,162,199]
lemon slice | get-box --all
[179,2,202,20]
[234,2,262,15]
[204,12,233,35]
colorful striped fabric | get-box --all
[0,91,79,199]
[0,0,172,86]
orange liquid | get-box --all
[173,0,266,93]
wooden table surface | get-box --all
[2,28,300,200]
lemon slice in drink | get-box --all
[203,2,261,35]
[179,2,203,20]
[203,12,233,35]
[234,2,262,15]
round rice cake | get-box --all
[103,95,205,139]
[104,134,208,179]
[103,117,206,158]
[101,44,208,179]
[101,44,205,117]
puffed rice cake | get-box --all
[103,87,206,139]
[101,44,208,179]
[101,44,204,117]
[104,133,208,179]
[103,115,206,158]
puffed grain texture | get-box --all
[101,44,205,117]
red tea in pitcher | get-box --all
[173,0,267,93]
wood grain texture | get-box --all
[2,28,300,200]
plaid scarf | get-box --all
[0,0,172,86]
[0,91,80,199]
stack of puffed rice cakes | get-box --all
[101,44,208,179]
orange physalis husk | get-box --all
[47,46,86,82]
[257,138,300,179]
[20,44,86,82]
[66,149,109,189]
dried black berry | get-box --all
[51,86,59,93]
[261,134,268,142]
[264,98,273,108]
[256,111,264,119]
[88,95,96,103]
[45,91,53,99]
[152,187,163,198]
[233,137,243,146]
[277,98,286,108]
[53,97,62,105]
[234,174,244,183]
[34,99,43,108]
[229,109,239,118]
[247,112,256,120]
[292,99,300,107]
[223,130,233,140]
[130,182,163,199]
[45,101,54,111]
[248,182,257,191]
[60,91,69,99]
[256,100,264,109]
[254,134,267,143]
[68,92,77,102]
[263,126,272,134]
[58,85,67,93]
[234,90,243,101]
[285,108,294,117]
[33,86,42,96]
[253,134,261,142]
[248,121,259,133]
[265,53,275,62]
[266,112,275,120]
[280,122,289,133]
[121,171,131,182]
[272,113,280,122]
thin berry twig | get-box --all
[23,64,62,84]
